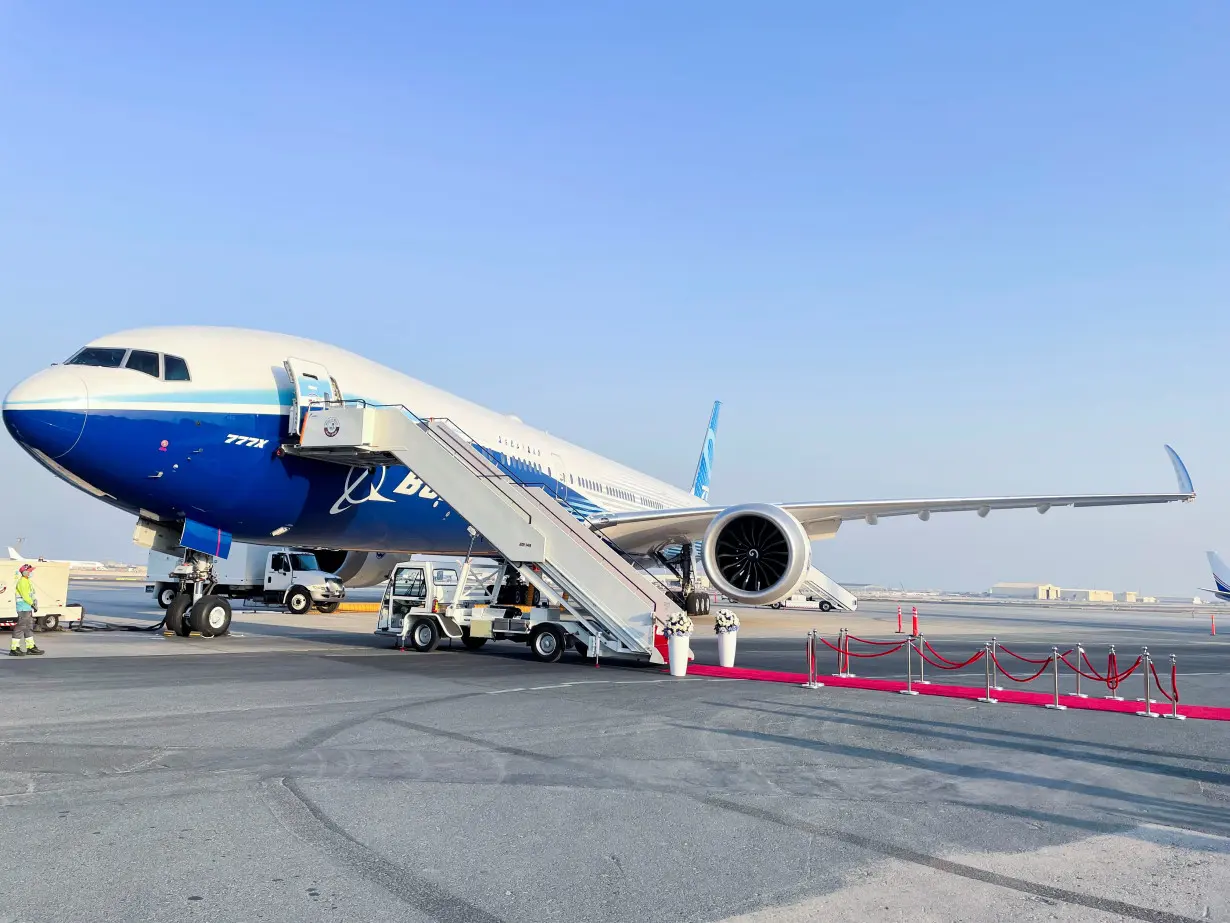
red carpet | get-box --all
[679,664,1230,721]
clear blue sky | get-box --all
[1,2,1226,594]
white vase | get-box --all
[667,634,691,676]
[717,631,737,667]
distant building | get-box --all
[990,582,1061,600]
[1155,596,1203,605]
[1116,591,1138,603]
[1061,588,1115,603]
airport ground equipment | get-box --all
[374,559,596,661]
[794,566,858,611]
[147,545,346,620]
[290,403,682,663]
[0,559,83,632]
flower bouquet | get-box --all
[714,609,739,667]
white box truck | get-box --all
[146,544,346,614]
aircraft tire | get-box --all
[191,595,232,637]
[167,594,193,637]
[409,617,440,652]
[286,586,312,615]
[529,624,565,663]
[686,592,709,617]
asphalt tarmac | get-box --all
[1,583,1228,922]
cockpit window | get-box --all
[67,347,127,368]
[163,355,190,381]
[125,350,160,378]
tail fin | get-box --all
[690,401,721,501]
[6,547,21,560]
[1208,551,1230,594]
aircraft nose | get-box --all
[3,367,90,459]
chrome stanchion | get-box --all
[1072,642,1088,698]
[1103,644,1124,701]
[801,630,824,689]
[1043,647,1067,710]
[990,636,1003,690]
[898,635,919,695]
[835,627,847,677]
[1136,647,1159,718]
[1162,654,1186,720]
[916,633,930,684]
[977,643,998,703]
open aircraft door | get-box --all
[284,357,339,437]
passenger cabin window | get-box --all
[125,350,160,378]
[67,347,127,368]
[164,355,190,381]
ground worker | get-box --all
[10,563,44,656]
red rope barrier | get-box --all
[1059,653,1106,683]
[1112,656,1143,684]
[917,643,985,670]
[844,642,908,659]
[845,634,908,647]
[996,643,1054,665]
[1079,650,1108,682]
[990,652,1053,684]
[1149,661,1178,703]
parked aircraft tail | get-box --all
[690,401,721,501]
[1206,551,1230,600]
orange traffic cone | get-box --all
[911,606,919,636]
[896,605,903,633]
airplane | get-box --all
[6,546,107,570]
[1,326,1196,624]
[1201,551,1230,602]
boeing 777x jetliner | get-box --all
[3,328,1195,613]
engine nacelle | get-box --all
[312,550,411,588]
[701,503,811,606]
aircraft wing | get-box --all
[590,445,1195,554]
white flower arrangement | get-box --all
[714,609,740,634]
[663,612,694,637]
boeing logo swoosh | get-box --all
[330,466,441,515]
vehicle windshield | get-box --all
[290,553,320,571]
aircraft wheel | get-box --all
[409,617,441,652]
[286,586,312,615]
[167,594,193,637]
[191,595,232,637]
[529,624,565,663]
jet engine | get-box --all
[700,503,811,606]
[312,550,410,588]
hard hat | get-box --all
[18,563,34,575]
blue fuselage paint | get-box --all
[5,405,595,555]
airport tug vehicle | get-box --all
[0,559,84,632]
[374,558,597,662]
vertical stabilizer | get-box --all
[1208,551,1230,595]
[690,401,721,501]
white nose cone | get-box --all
[3,367,90,459]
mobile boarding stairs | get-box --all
[285,402,682,663]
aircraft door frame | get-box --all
[549,452,567,500]
[283,357,338,436]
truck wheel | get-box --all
[819,600,833,612]
[461,634,488,650]
[191,595,232,637]
[156,584,177,609]
[286,586,312,615]
[504,606,523,620]
[37,614,60,632]
[409,617,440,652]
[572,638,589,659]
[315,602,340,614]
[771,602,783,610]
[166,594,193,637]
[529,624,565,663]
